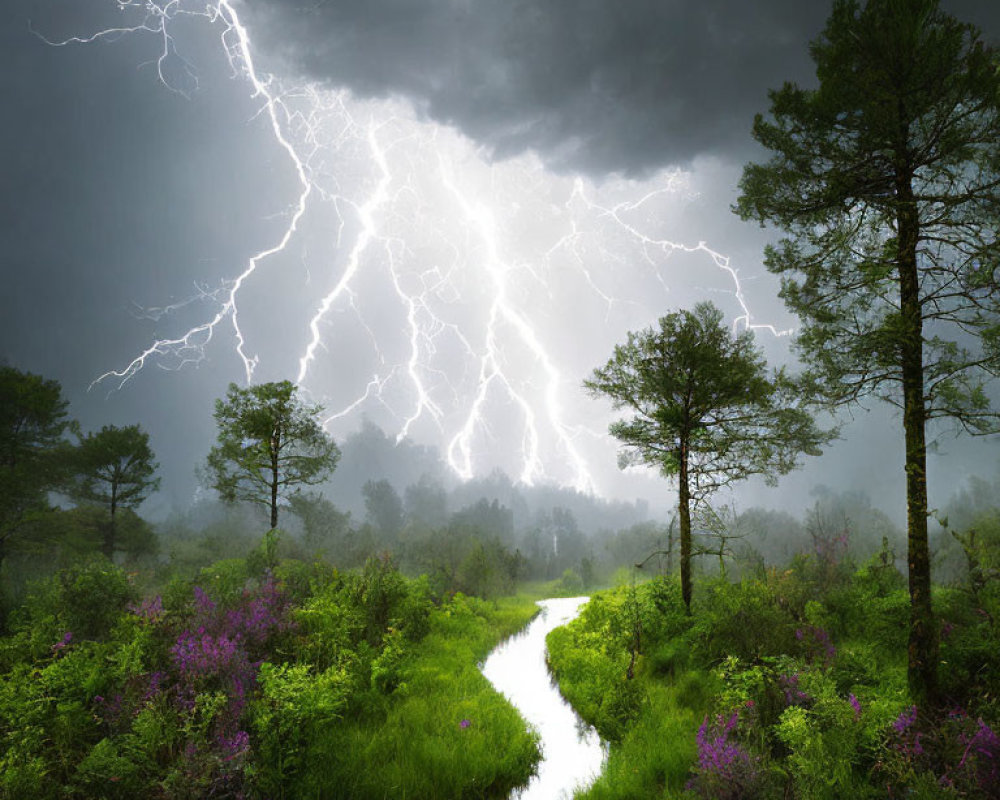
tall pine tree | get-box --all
[736,0,1000,702]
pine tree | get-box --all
[736,0,1000,702]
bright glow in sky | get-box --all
[59,0,791,499]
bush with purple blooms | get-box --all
[73,573,296,798]
[686,710,768,800]
[0,552,447,799]
[876,705,1000,797]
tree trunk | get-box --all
[103,478,118,560]
[678,441,692,614]
[897,168,938,706]
[269,430,280,531]
[667,516,675,575]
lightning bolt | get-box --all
[438,157,593,490]
[559,177,793,338]
[46,0,791,495]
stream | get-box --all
[481,597,605,800]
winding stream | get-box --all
[481,597,605,800]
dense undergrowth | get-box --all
[547,544,1000,799]
[0,548,540,799]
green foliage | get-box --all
[246,527,283,575]
[249,662,350,796]
[195,557,253,606]
[546,583,661,742]
[293,578,365,672]
[736,0,1000,426]
[206,381,340,530]
[73,737,147,799]
[936,583,1000,704]
[8,558,136,648]
[585,302,827,487]
[556,567,584,594]
[354,553,410,646]
[543,539,1000,800]
[288,490,352,556]
[0,639,122,796]
[362,478,405,543]
[19,506,159,569]
[455,538,519,599]
[406,520,524,600]
[369,627,408,694]
[546,581,713,797]
[0,547,546,800]
[0,366,71,569]
[689,578,799,664]
[582,685,700,799]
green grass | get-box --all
[295,593,542,799]
[578,683,702,799]
[545,583,719,800]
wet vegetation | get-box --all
[548,488,1000,798]
[1,353,1000,799]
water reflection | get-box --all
[482,597,605,800]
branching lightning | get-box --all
[47,0,791,495]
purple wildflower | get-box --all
[143,671,166,702]
[129,594,164,623]
[192,586,216,614]
[849,693,861,720]
[779,673,810,707]
[796,625,836,665]
[893,705,918,735]
[687,711,762,800]
[958,719,1000,792]
[460,719,471,729]
[218,730,251,762]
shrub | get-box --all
[686,711,767,800]
[10,558,136,647]
[557,567,584,594]
[691,578,798,664]
[249,661,350,796]
[875,706,1000,797]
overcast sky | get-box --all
[2,0,998,520]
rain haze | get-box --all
[2,0,999,524]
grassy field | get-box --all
[291,593,542,799]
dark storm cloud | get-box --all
[242,0,1000,177]
[241,0,824,176]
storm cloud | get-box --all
[241,0,1000,177]
[242,0,824,176]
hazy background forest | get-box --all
[2,368,994,616]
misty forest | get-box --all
[4,0,1000,798]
